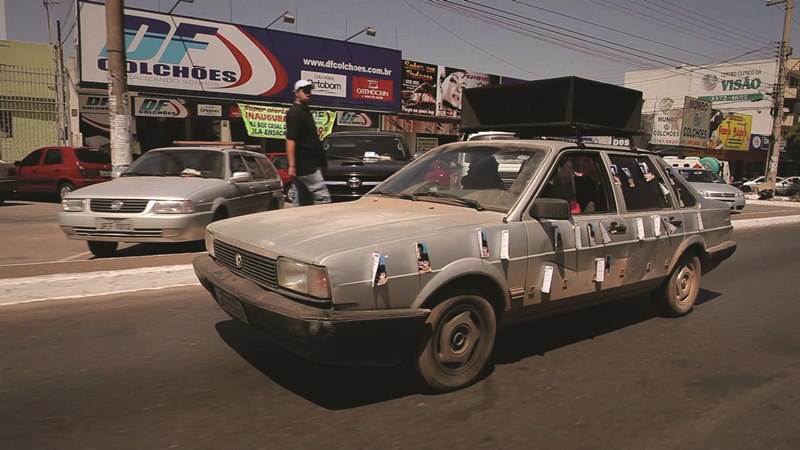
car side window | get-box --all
[256,157,279,180]
[242,155,266,180]
[608,154,672,211]
[666,168,697,208]
[20,149,44,166]
[229,154,248,175]
[540,151,615,215]
[43,149,63,165]
[271,155,289,170]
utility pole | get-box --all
[106,0,131,176]
[56,20,68,145]
[764,0,794,194]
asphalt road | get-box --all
[1,224,799,449]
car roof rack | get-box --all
[172,140,246,148]
[460,76,643,150]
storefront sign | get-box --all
[749,134,770,151]
[679,96,712,148]
[401,60,437,116]
[435,65,499,118]
[197,104,222,117]
[133,97,191,118]
[78,1,401,110]
[336,111,377,127]
[650,98,682,146]
[416,137,439,153]
[79,94,109,112]
[238,103,335,139]
[698,93,763,102]
[381,115,457,135]
[709,113,752,151]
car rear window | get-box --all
[75,148,111,164]
[324,136,408,161]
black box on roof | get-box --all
[460,76,643,137]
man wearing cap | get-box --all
[285,79,330,206]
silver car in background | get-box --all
[59,146,284,257]
[676,168,745,212]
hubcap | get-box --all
[436,307,483,373]
[674,264,695,304]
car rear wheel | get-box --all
[88,241,118,258]
[58,182,75,200]
[414,292,496,392]
[285,183,296,203]
[653,254,701,317]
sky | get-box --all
[3,0,798,85]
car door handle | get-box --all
[668,216,683,227]
[608,221,627,234]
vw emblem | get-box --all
[347,177,362,188]
[110,200,124,210]
[234,253,243,269]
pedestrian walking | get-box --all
[285,79,331,206]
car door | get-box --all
[226,153,254,217]
[241,154,273,212]
[256,156,284,208]
[40,148,64,193]
[607,153,681,285]
[15,148,45,192]
[523,149,629,309]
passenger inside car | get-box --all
[461,155,504,190]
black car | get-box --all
[321,131,412,201]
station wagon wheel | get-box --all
[285,183,296,203]
[59,182,75,200]
[87,240,118,258]
[653,254,701,317]
[415,293,496,392]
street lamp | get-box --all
[167,0,194,15]
[345,27,376,42]
[265,11,296,29]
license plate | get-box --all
[96,218,133,231]
[215,288,249,324]
[100,170,111,177]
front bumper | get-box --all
[59,210,211,243]
[193,254,429,367]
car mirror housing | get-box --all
[530,198,571,220]
[230,171,251,183]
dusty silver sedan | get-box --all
[193,139,737,392]
[59,146,284,257]
[676,168,746,212]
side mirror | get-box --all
[230,171,251,183]
[530,198,571,220]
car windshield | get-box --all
[370,142,547,212]
[75,148,111,164]
[679,169,726,184]
[122,149,224,178]
[323,135,408,161]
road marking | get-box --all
[56,251,93,262]
[0,264,199,307]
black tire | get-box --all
[211,207,228,222]
[285,183,296,203]
[414,293,496,392]
[741,185,752,193]
[652,254,701,317]
[58,182,75,200]
[88,240,118,258]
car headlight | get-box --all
[735,192,744,198]
[205,230,215,258]
[152,200,197,214]
[62,198,86,212]
[696,189,709,197]
[277,257,331,299]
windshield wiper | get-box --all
[412,192,484,211]
[327,155,364,162]
[120,172,154,177]
[370,190,415,200]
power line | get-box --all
[401,0,546,78]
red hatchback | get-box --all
[15,146,112,200]
[266,152,293,199]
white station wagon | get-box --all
[193,78,737,392]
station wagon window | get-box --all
[540,151,615,214]
[229,154,248,174]
[608,154,671,211]
[43,149,63,165]
[19,149,43,166]
[242,154,266,180]
[75,148,111,164]
[257,158,279,180]
[666,168,697,208]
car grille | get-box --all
[90,199,150,213]
[72,227,162,238]
[709,193,736,198]
[214,240,278,290]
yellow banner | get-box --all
[238,103,336,140]
[708,113,752,151]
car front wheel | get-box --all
[414,292,496,392]
[653,254,701,317]
[285,183,296,203]
[88,240,118,258]
[59,182,75,200]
